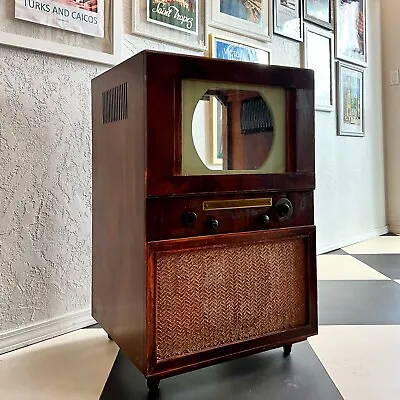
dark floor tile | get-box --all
[318,280,400,325]
[351,254,400,279]
[100,343,342,400]
[324,249,348,255]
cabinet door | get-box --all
[146,226,317,377]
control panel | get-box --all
[147,192,312,241]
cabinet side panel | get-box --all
[92,54,147,373]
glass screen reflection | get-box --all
[192,89,274,171]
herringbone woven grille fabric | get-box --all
[155,238,307,361]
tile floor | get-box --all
[0,233,399,399]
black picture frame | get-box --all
[304,0,333,30]
[273,0,303,42]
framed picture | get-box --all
[208,34,271,167]
[273,0,303,42]
[302,24,334,112]
[304,0,333,29]
[336,61,365,137]
[335,0,366,66]
[209,34,271,64]
[132,0,206,51]
[210,0,272,41]
[0,0,121,65]
[210,98,224,166]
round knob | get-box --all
[260,214,270,225]
[207,218,219,231]
[183,211,197,226]
[274,198,293,222]
[277,203,291,218]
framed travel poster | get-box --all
[132,0,206,51]
[209,34,271,64]
[302,24,334,111]
[336,61,365,137]
[273,0,303,42]
[210,0,272,41]
[335,0,367,66]
[147,0,197,34]
[304,0,333,29]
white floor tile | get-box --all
[0,329,118,400]
[309,325,400,400]
[342,236,400,254]
[317,255,390,281]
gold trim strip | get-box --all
[203,198,272,211]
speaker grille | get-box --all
[102,83,128,124]
[155,237,308,361]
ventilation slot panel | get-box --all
[102,83,128,124]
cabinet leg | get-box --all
[283,344,292,357]
[147,378,160,392]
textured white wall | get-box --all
[0,0,385,336]
[314,0,387,251]
[381,0,400,234]
[0,50,105,332]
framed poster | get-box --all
[147,0,197,34]
[15,0,104,38]
[336,61,365,137]
[302,24,334,111]
[208,34,271,166]
[273,0,303,42]
[304,0,333,30]
[132,0,206,51]
[210,0,272,41]
[335,0,366,66]
[209,34,271,64]
[1,0,120,65]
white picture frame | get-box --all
[302,24,334,112]
[336,61,365,137]
[132,0,206,51]
[209,33,271,64]
[0,0,121,66]
[209,0,272,42]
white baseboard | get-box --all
[317,225,389,255]
[389,225,400,234]
[0,309,96,355]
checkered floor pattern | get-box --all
[1,234,399,399]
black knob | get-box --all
[183,211,197,226]
[207,218,219,230]
[261,214,270,225]
[275,198,293,222]
[277,203,291,217]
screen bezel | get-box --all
[144,51,315,197]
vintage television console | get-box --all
[91,50,317,391]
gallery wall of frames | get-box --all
[0,0,367,136]
[130,0,367,137]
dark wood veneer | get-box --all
[146,191,314,241]
[92,50,317,388]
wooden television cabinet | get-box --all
[91,50,317,391]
